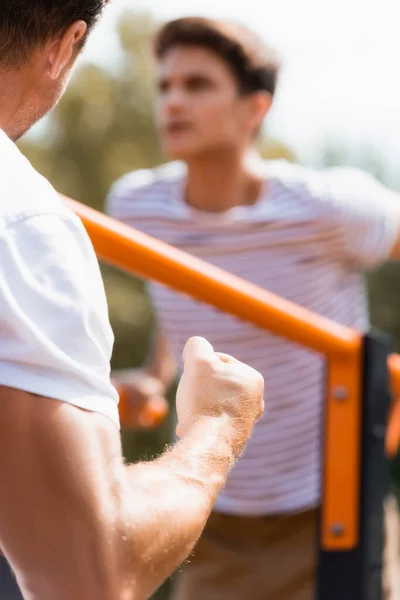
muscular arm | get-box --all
[321,168,400,266]
[0,386,236,600]
[0,215,263,599]
[122,417,234,599]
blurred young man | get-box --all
[0,5,265,599]
[108,17,400,600]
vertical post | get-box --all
[317,332,391,599]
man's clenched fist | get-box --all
[176,337,264,458]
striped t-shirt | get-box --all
[107,160,399,516]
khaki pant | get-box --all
[172,497,400,600]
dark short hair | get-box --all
[154,17,280,96]
[0,0,110,68]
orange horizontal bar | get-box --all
[65,197,360,360]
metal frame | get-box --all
[318,333,392,599]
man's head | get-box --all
[154,17,280,161]
[0,0,110,140]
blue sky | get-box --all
[76,0,400,173]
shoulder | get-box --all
[0,134,71,226]
[2,211,97,279]
[106,162,186,220]
[263,160,386,215]
[1,211,110,344]
[262,160,323,206]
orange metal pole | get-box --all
[387,355,400,458]
[389,354,400,397]
[322,355,362,549]
[66,197,360,360]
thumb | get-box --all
[182,336,215,366]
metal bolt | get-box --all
[331,522,345,537]
[333,386,348,401]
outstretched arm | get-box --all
[320,168,400,267]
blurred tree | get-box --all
[20,11,162,377]
[258,136,296,162]
[21,12,162,210]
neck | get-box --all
[0,69,35,141]
[185,148,264,213]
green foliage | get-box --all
[20,11,163,414]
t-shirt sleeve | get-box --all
[0,213,120,426]
[319,168,400,269]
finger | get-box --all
[182,336,215,366]
[214,352,241,365]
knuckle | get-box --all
[248,368,264,389]
[192,356,215,373]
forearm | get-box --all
[120,416,235,599]
[0,337,261,600]
[0,389,236,600]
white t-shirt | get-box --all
[0,129,119,427]
[107,160,400,515]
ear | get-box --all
[247,91,273,133]
[47,21,87,80]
